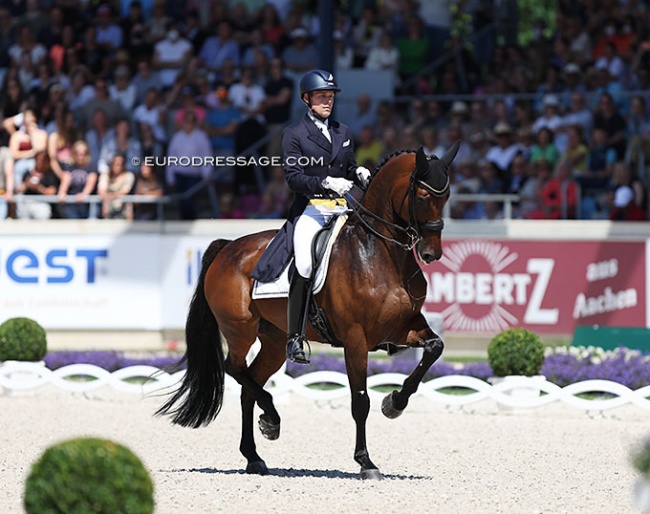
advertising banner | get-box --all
[0,235,161,329]
[422,239,647,334]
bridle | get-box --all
[346,165,449,252]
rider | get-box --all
[282,69,371,364]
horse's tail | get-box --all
[155,238,231,428]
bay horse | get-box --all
[156,142,459,480]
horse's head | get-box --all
[408,141,459,263]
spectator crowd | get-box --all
[0,0,648,222]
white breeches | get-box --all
[293,202,348,279]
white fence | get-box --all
[2,363,649,412]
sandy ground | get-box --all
[0,386,648,514]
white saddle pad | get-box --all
[251,214,348,299]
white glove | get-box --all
[321,176,354,196]
[356,166,371,188]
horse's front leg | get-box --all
[382,317,444,419]
[344,342,383,480]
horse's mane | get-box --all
[374,148,416,174]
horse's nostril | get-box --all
[423,253,434,264]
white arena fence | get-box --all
[2,362,650,412]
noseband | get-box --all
[347,165,449,252]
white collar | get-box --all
[307,111,329,128]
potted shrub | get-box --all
[631,436,650,511]
[487,327,546,404]
[0,317,47,362]
[24,437,154,514]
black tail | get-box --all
[155,239,231,428]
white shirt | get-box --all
[133,104,167,142]
[165,128,213,184]
[308,112,331,142]
[228,83,266,123]
[109,84,137,112]
[486,144,521,172]
[154,38,193,88]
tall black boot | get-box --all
[286,273,312,364]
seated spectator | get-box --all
[420,125,445,159]
[77,78,127,132]
[397,16,429,84]
[348,94,376,139]
[555,92,592,154]
[97,118,142,175]
[98,154,135,219]
[355,126,383,167]
[7,109,48,191]
[109,65,137,112]
[153,21,193,90]
[198,21,240,76]
[95,4,123,56]
[263,58,293,157]
[333,30,354,70]
[525,160,578,219]
[15,150,59,220]
[85,108,113,174]
[132,59,161,107]
[67,69,96,113]
[282,27,318,73]
[583,127,617,188]
[365,32,399,83]
[57,140,98,219]
[205,83,241,191]
[146,0,171,46]
[9,24,47,67]
[173,86,206,131]
[133,88,167,144]
[593,92,627,159]
[560,125,589,175]
[133,162,164,220]
[352,6,383,67]
[609,185,646,221]
[47,107,78,181]
[258,3,285,54]
[517,158,549,218]
[531,94,563,134]
[529,127,560,167]
[242,28,274,67]
[137,122,165,180]
[121,0,149,62]
[594,41,625,83]
[485,123,521,178]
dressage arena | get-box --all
[1,386,647,514]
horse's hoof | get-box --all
[360,468,384,480]
[245,460,269,475]
[381,391,404,419]
[258,414,280,440]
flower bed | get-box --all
[41,346,650,389]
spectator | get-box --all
[351,6,383,67]
[517,158,550,218]
[485,122,521,178]
[153,21,193,90]
[8,24,46,67]
[85,108,113,174]
[560,125,589,175]
[95,4,123,55]
[15,149,59,219]
[77,78,127,132]
[98,154,135,219]
[133,88,167,144]
[420,125,445,159]
[397,16,429,83]
[594,41,626,82]
[198,21,240,75]
[609,185,646,221]
[7,109,48,191]
[47,107,78,181]
[165,109,213,220]
[132,59,161,107]
[98,118,142,175]
[365,32,399,83]
[109,65,137,113]
[555,92,593,153]
[333,30,354,70]
[146,0,171,46]
[57,140,98,219]
[529,127,560,167]
[263,58,293,157]
[592,93,627,160]
[525,159,578,219]
[531,94,563,134]
[348,94,376,139]
[205,83,241,191]
[282,27,318,73]
[242,28,275,67]
[136,122,165,180]
[355,125,383,167]
[121,0,149,61]
[258,3,285,54]
[133,162,164,220]
[172,86,206,131]
[607,161,647,221]
[67,70,95,113]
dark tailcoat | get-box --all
[251,113,360,282]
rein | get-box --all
[345,166,448,252]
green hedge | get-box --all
[487,327,544,377]
[0,317,47,361]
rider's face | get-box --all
[308,91,335,119]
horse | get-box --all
[156,142,459,480]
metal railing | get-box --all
[444,193,520,220]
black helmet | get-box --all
[299,69,341,98]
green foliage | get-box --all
[487,327,545,377]
[517,0,557,46]
[632,437,650,480]
[0,317,47,361]
[24,437,154,514]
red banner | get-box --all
[422,240,646,334]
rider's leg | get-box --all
[286,207,323,364]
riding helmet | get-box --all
[299,69,341,98]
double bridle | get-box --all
[346,167,449,252]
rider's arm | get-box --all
[283,129,327,196]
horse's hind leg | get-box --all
[382,325,444,419]
[224,320,286,474]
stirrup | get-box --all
[286,336,311,365]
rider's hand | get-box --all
[355,166,371,189]
[321,176,354,196]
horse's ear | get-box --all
[441,140,461,168]
[415,145,428,170]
